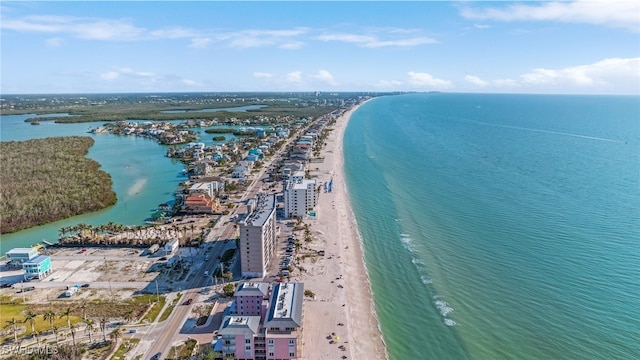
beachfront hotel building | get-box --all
[239,194,277,278]
[283,171,317,219]
[216,281,304,360]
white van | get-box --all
[280,270,290,276]
[204,271,209,276]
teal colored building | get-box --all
[23,255,52,280]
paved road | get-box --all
[141,237,229,359]
[138,125,307,359]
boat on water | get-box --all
[30,121,40,125]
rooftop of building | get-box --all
[243,194,276,227]
[236,282,270,298]
[24,255,49,265]
[218,315,261,336]
[264,282,304,329]
[6,248,38,255]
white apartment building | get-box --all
[240,194,277,278]
[283,173,317,219]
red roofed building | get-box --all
[182,193,220,214]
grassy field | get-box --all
[140,295,167,323]
[110,338,140,360]
[159,293,182,322]
[0,302,82,341]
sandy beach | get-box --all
[292,100,387,360]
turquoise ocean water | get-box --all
[343,94,639,360]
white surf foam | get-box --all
[444,319,457,326]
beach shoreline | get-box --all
[293,99,388,360]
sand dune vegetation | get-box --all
[0,137,117,234]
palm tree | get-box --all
[5,317,19,342]
[52,325,59,343]
[69,322,77,347]
[99,316,108,342]
[33,330,41,346]
[109,327,122,344]
[59,226,67,240]
[60,307,72,330]
[43,310,56,331]
[24,311,37,335]
[84,318,95,343]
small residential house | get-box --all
[23,255,52,280]
[232,165,249,179]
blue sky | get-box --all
[1,1,639,94]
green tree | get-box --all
[69,322,78,347]
[110,327,122,344]
[43,310,56,331]
[23,310,37,335]
[222,283,235,297]
[83,318,95,343]
[60,307,72,330]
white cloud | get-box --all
[465,75,519,88]
[45,37,64,47]
[182,79,202,87]
[460,1,640,32]
[408,71,452,88]
[221,28,309,49]
[189,37,212,48]
[311,70,337,86]
[473,24,491,29]
[520,57,640,86]
[464,58,639,93]
[285,71,302,83]
[100,71,119,81]
[464,75,489,87]
[373,80,404,89]
[279,41,305,49]
[317,32,437,48]
[253,72,273,79]
[100,67,157,82]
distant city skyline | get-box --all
[1,1,639,94]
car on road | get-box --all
[204,271,209,276]
[159,257,167,261]
[81,283,90,288]
[185,298,193,305]
[151,353,161,360]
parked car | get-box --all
[81,284,90,288]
